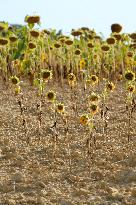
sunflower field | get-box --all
[0,15,136,205]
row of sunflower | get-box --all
[0,15,135,86]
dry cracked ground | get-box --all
[0,79,136,205]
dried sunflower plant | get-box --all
[124,70,135,142]
[10,76,31,143]
[34,69,53,135]
[100,79,115,136]
[80,89,100,173]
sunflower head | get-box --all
[28,42,36,49]
[130,43,136,49]
[111,23,122,33]
[68,73,76,82]
[106,81,115,92]
[79,59,86,70]
[87,33,94,40]
[106,37,116,45]
[90,104,99,115]
[43,29,50,35]
[127,84,135,93]
[127,51,133,58]
[71,30,82,37]
[125,70,135,81]
[90,75,99,85]
[75,49,81,55]
[129,33,136,40]
[80,114,89,125]
[68,73,76,87]
[65,39,73,46]
[11,76,20,85]
[93,54,98,60]
[54,43,61,49]
[9,35,18,43]
[30,30,40,38]
[113,33,122,41]
[57,103,64,113]
[81,27,89,31]
[42,69,52,81]
[25,15,40,24]
[46,91,56,102]
[101,45,110,52]
[87,42,94,48]
[59,37,65,44]
[89,92,99,103]
[94,36,101,42]
[0,38,8,46]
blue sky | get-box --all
[1,0,136,37]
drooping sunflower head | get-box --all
[129,44,136,49]
[80,27,89,32]
[80,114,89,125]
[46,91,56,102]
[106,81,115,92]
[25,15,40,24]
[42,69,52,81]
[59,37,65,44]
[54,42,61,49]
[65,39,73,46]
[75,49,81,55]
[106,37,116,45]
[30,30,40,38]
[0,38,8,46]
[87,42,94,48]
[129,33,136,40]
[127,51,133,58]
[57,103,65,113]
[71,30,82,37]
[43,29,50,35]
[90,75,99,85]
[127,84,135,93]
[28,42,36,49]
[124,70,135,81]
[101,44,110,52]
[111,23,122,33]
[68,73,76,87]
[68,73,76,82]
[93,54,98,60]
[9,35,18,43]
[90,104,99,115]
[113,33,122,41]
[11,76,20,85]
[94,35,102,42]
[89,92,99,103]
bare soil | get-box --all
[0,80,136,205]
